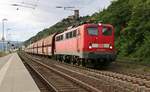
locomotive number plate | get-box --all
[103,44,110,48]
[92,43,99,48]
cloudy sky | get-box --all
[0,0,112,41]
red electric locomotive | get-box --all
[25,23,116,66]
[54,23,116,66]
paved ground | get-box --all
[0,53,40,92]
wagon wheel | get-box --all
[64,56,71,63]
[81,59,86,67]
[73,56,79,65]
[59,55,63,62]
[77,58,81,66]
[71,56,76,65]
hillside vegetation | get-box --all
[25,0,150,63]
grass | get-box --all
[114,57,150,73]
[0,52,8,57]
[118,57,150,66]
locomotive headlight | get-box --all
[98,23,102,26]
[110,46,113,49]
[89,46,92,49]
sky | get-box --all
[0,0,112,41]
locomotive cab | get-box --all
[83,23,116,61]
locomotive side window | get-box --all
[69,32,73,38]
[66,30,77,39]
[66,33,69,39]
[102,27,112,36]
[56,35,63,41]
[87,27,98,36]
[73,30,77,37]
[60,35,63,40]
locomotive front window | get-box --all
[102,27,112,36]
[87,27,98,36]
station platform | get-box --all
[0,53,40,92]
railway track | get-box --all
[20,52,150,92]
[108,61,150,80]
[19,53,100,92]
[20,54,57,92]
[55,63,150,91]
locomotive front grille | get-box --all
[99,44,110,48]
[91,43,99,48]
[103,44,110,48]
[90,43,110,48]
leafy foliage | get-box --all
[91,0,150,62]
[25,0,150,62]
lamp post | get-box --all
[6,28,11,52]
[2,18,8,52]
[6,28,11,40]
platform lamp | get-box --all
[2,18,8,52]
[6,28,11,52]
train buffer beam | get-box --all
[0,53,40,92]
